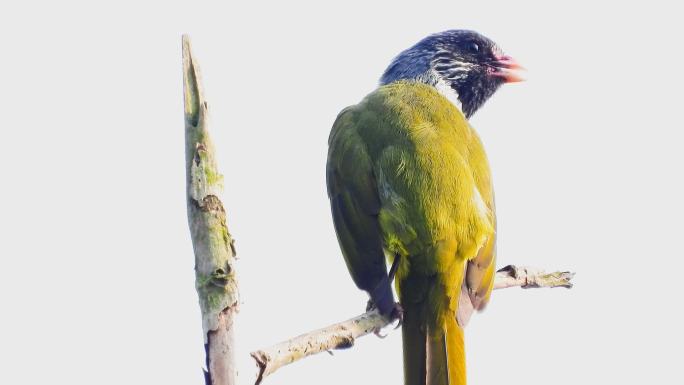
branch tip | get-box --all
[182,35,203,127]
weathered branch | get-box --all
[493,264,574,290]
[183,35,239,385]
[249,265,573,384]
[249,310,385,384]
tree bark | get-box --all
[183,35,239,385]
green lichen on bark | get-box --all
[183,35,238,342]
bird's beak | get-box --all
[491,55,525,83]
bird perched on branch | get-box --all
[326,30,522,385]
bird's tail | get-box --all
[428,313,466,385]
[402,284,466,385]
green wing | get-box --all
[326,108,394,314]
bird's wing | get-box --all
[466,225,496,310]
[326,108,393,312]
[459,141,497,325]
[456,209,496,326]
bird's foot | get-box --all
[366,298,376,312]
[367,301,403,338]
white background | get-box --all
[1,1,683,384]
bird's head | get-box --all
[380,30,523,118]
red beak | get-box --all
[491,55,525,83]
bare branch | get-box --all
[183,35,239,385]
[493,265,574,289]
[249,265,573,384]
[250,310,385,384]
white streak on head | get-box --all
[434,73,463,113]
[416,69,464,114]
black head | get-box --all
[380,30,522,118]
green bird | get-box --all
[326,30,522,385]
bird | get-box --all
[326,30,522,385]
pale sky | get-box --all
[1,1,682,384]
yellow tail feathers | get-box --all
[402,302,466,385]
[426,315,466,385]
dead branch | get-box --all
[249,265,574,384]
[183,35,239,385]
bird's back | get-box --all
[335,81,494,266]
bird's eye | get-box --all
[467,42,480,54]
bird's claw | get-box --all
[390,302,404,329]
[374,329,389,338]
[370,302,403,338]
